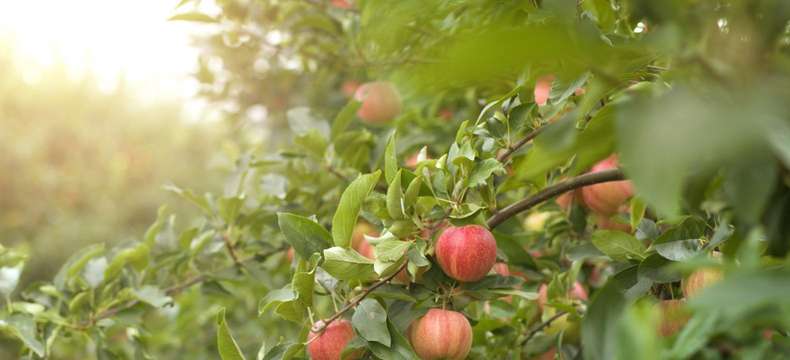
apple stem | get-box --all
[486,169,626,229]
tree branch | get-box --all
[497,127,543,163]
[520,311,568,346]
[486,169,625,229]
[310,261,408,336]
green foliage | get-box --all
[2,0,790,359]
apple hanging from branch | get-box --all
[435,225,497,282]
[409,309,473,360]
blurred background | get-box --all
[0,0,227,284]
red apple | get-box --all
[594,214,632,232]
[354,81,402,124]
[534,74,555,107]
[330,0,352,9]
[435,225,497,282]
[580,155,633,215]
[308,320,359,360]
[535,347,557,360]
[352,222,378,250]
[681,268,722,299]
[410,309,472,360]
[341,80,360,97]
[556,190,575,212]
[493,262,510,276]
[657,299,690,337]
[356,238,375,259]
[286,247,295,262]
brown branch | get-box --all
[222,232,242,268]
[310,261,408,335]
[520,311,568,346]
[486,169,625,229]
[497,127,543,163]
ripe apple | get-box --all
[594,213,632,232]
[341,80,360,97]
[657,299,690,337]
[286,247,295,262]
[435,225,497,282]
[410,309,472,360]
[308,319,359,360]
[536,347,557,360]
[331,0,352,9]
[681,268,723,299]
[534,74,554,107]
[352,222,378,250]
[580,155,634,215]
[492,262,510,276]
[555,190,576,212]
[354,81,402,124]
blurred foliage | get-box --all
[0,47,224,283]
[1,0,790,359]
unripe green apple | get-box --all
[580,155,633,215]
[435,225,497,282]
[354,81,402,124]
[308,320,359,360]
[681,268,723,299]
[409,309,472,360]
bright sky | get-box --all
[0,0,211,117]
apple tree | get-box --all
[1,0,789,359]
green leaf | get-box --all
[688,271,790,319]
[468,158,505,188]
[216,308,246,360]
[581,279,628,360]
[352,299,391,346]
[331,99,362,140]
[403,175,422,208]
[104,243,150,281]
[163,184,212,215]
[321,247,377,282]
[591,230,646,262]
[384,131,398,185]
[168,12,218,23]
[1,314,45,357]
[666,311,721,359]
[332,171,382,247]
[133,286,173,308]
[653,239,703,262]
[374,239,411,263]
[144,205,169,246]
[218,196,244,224]
[277,213,332,259]
[630,197,647,230]
[368,321,417,359]
[386,170,405,219]
[53,243,105,290]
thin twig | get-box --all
[222,232,243,268]
[486,169,625,229]
[521,311,568,346]
[496,127,543,163]
[310,262,408,336]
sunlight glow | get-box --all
[0,0,206,107]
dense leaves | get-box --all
[2,0,789,359]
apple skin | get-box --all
[330,0,352,9]
[657,299,690,337]
[534,74,555,107]
[308,320,359,360]
[492,262,510,276]
[286,247,295,262]
[410,309,472,360]
[341,80,360,97]
[682,268,723,299]
[580,155,634,215]
[435,225,497,282]
[536,347,557,360]
[354,81,402,124]
[594,213,632,232]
